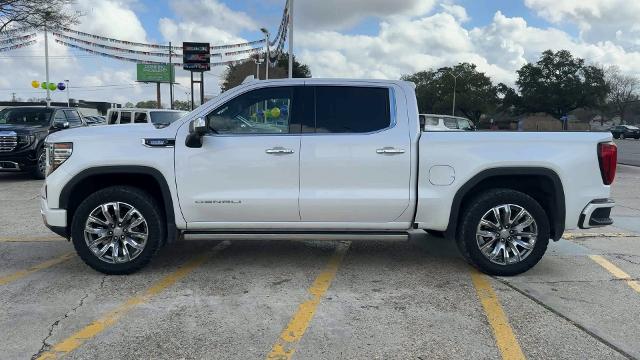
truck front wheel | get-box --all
[456,189,550,276]
[70,186,164,274]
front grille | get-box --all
[0,132,18,152]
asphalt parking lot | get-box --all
[616,139,640,167]
[1,166,639,360]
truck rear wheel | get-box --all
[71,186,164,274]
[456,189,550,276]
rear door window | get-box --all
[314,86,390,133]
[120,112,132,124]
[443,118,459,129]
[134,112,148,123]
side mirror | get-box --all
[53,120,70,130]
[185,117,207,148]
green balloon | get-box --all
[48,82,57,91]
[41,82,48,89]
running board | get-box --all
[182,231,410,241]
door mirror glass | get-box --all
[186,117,207,148]
[53,120,69,129]
[189,117,207,135]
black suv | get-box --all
[0,106,85,179]
[610,125,640,139]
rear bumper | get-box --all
[579,199,615,229]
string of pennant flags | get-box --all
[0,33,36,45]
[0,27,33,39]
[0,39,37,52]
[54,38,254,67]
[52,32,263,58]
[60,27,265,51]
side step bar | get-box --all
[182,231,411,241]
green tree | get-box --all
[221,52,311,92]
[0,0,79,32]
[516,50,609,118]
[135,100,159,109]
[401,62,498,122]
[604,65,639,124]
[173,100,191,111]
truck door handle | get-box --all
[376,147,405,155]
[265,147,295,155]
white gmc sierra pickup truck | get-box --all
[40,79,618,276]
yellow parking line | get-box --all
[266,242,350,360]
[590,255,640,294]
[470,270,526,360]
[36,242,229,360]
[0,252,74,286]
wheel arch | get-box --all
[59,166,177,244]
[445,167,565,241]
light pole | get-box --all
[260,28,270,80]
[44,25,51,107]
[288,0,294,78]
[447,72,462,116]
[254,57,264,79]
[64,79,70,106]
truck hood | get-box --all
[46,124,175,143]
[0,123,49,135]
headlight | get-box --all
[46,142,73,176]
[17,134,36,146]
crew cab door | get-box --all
[175,86,302,224]
[299,85,412,223]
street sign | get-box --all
[183,42,210,72]
[136,64,175,83]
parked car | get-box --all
[106,108,188,128]
[84,115,106,126]
[421,114,475,131]
[610,125,640,139]
[41,79,616,276]
[0,106,85,179]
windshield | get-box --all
[149,111,187,126]
[0,108,53,126]
[627,125,639,130]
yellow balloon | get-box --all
[270,107,281,118]
[31,80,40,89]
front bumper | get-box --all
[0,147,37,170]
[40,195,68,238]
[579,199,615,229]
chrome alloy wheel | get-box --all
[476,204,538,265]
[84,202,148,264]
[37,150,46,176]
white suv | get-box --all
[106,108,188,128]
[421,114,475,131]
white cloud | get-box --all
[297,9,640,86]
[296,0,437,30]
[524,0,640,48]
[74,0,148,42]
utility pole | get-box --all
[288,0,294,78]
[44,25,51,107]
[255,58,263,79]
[169,41,174,109]
[11,92,16,102]
[64,80,70,106]
[447,72,461,116]
[261,28,270,80]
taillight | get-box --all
[597,142,617,185]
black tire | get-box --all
[456,189,550,276]
[71,186,164,274]
[31,147,46,180]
